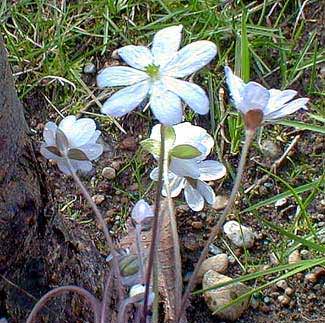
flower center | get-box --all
[145,64,160,79]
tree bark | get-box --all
[0,36,106,322]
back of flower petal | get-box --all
[164,77,209,115]
[184,183,204,211]
[162,40,216,78]
[239,82,270,113]
[149,81,182,125]
[69,118,97,147]
[118,45,154,70]
[97,66,149,88]
[151,25,183,68]
[57,159,93,175]
[264,89,297,115]
[199,160,226,181]
[78,143,103,160]
[101,81,150,117]
[43,121,58,146]
[196,180,216,205]
[170,158,200,179]
[224,66,245,109]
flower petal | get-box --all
[264,89,297,115]
[101,81,150,117]
[168,175,186,197]
[57,159,93,175]
[264,98,309,120]
[151,25,183,67]
[78,143,103,160]
[170,158,200,179]
[118,45,153,70]
[239,82,270,113]
[149,81,182,125]
[162,40,217,78]
[196,180,216,204]
[198,160,226,181]
[163,77,209,115]
[88,130,101,144]
[43,121,58,146]
[224,66,245,109]
[97,66,149,88]
[59,116,97,148]
[184,183,204,211]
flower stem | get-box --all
[66,159,124,302]
[135,224,145,282]
[141,124,166,322]
[177,129,255,322]
[26,286,101,323]
[100,272,113,323]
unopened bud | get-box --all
[119,255,139,277]
[131,199,154,229]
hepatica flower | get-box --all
[40,116,103,174]
[225,66,309,130]
[143,123,226,211]
[97,25,217,125]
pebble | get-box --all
[275,198,287,207]
[261,140,281,158]
[102,166,116,179]
[83,62,96,74]
[120,136,137,151]
[203,271,250,321]
[92,194,105,205]
[212,195,228,210]
[208,244,223,255]
[278,295,290,306]
[223,221,255,248]
[285,287,294,296]
[276,279,288,290]
[263,296,271,304]
[314,266,325,279]
[300,249,310,259]
[191,221,203,229]
[305,272,317,284]
[288,250,301,264]
[197,254,228,280]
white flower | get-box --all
[149,123,226,211]
[97,25,217,125]
[131,199,154,226]
[225,66,309,129]
[40,116,103,174]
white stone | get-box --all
[223,221,255,248]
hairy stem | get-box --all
[26,286,101,323]
[141,124,166,322]
[135,224,145,282]
[100,272,113,323]
[178,129,255,321]
[66,159,124,302]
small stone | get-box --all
[305,273,317,284]
[102,166,116,179]
[191,221,203,229]
[198,254,228,280]
[112,49,119,59]
[261,140,281,158]
[223,221,255,248]
[288,250,301,264]
[212,195,228,210]
[92,194,105,205]
[120,137,137,151]
[285,287,294,296]
[208,244,223,255]
[275,198,287,207]
[300,249,310,259]
[276,279,288,290]
[314,266,325,280]
[228,255,236,264]
[263,296,271,304]
[83,62,96,74]
[203,271,250,321]
[278,295,290,306]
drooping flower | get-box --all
[224,66,309,130]
[97,25,217,125]
[146,123,226,211]
[131,199,154,230]
[40,116,103,174]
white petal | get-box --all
[43,121,57,146]
[132,199,154,223]
[78,143,103,160]
[88,130,101,144]
[198,160,226,181]
[264,89,297,115]
[163,77,209,114]
[57,159,93,175]
[224,66,245,109]
[184,183,204,211]
[239,82,270,113]
[162,40,217,78]
[101,81,150,117]
[151,25,183,67]
[149,81,182,125]
[40,144,61,160]
[97,66,149,88]
[149,124,162,142]
[58,115,76,133]
[196,180,216,204]
[265,98,309,120]
[168,175,186,197]
[170,158,200,179]
[118,45,153,70]
[150,168,174,181]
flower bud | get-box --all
[119,255,140,277]
[131,199,154,229]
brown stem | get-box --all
[100,272,113,323]
[26,286,101,323]
[177,129,255,321]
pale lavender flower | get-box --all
[40,116,103,174]
[97,25,217,125]
[225,66,309,129]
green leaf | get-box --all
[164,125,176,146]
[68,149,89,161]
[277,120,325,134]
[170,144,201,159]
[140,139,161,156]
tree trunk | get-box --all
[0,36,106,322]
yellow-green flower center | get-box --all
[145,64,160,79]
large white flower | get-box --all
[40,116,103,175]
[225,66,309,129]
[97,25,217,125]
[148,123,226,211]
